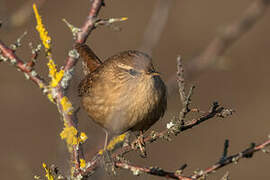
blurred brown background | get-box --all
[0,0,270,179]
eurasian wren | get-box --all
[76,44,167,148]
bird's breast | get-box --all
[82,75,166,134]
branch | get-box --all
[176,56,195,123]
[76,56,234,178]
[115,162,191,180]
[113,138,270,180]
[57,0,105,176]
[112,102,233,158]
[76,0,104,44]
[0,40,47,92]
[76,101,233,177]
[0,0,105,178]
[2,1,269,180]
[190,138,270,179]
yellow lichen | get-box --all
[39,83,44,89]
[98,133,126,155]
[78,132,88,143]
[47,59,64,88]
[120,17,128,21]
[47,93,55,103]
[42,163,54,180]
[60,96,73,115]
[60,123,87,147]
[60,123,78,146]
[33,4,64,89]
[80,159,86,168]
[33,3,51,53]
[98,150,103,155]
[107,133,126,150]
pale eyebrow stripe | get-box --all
[117,63,133,70]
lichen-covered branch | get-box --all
[1,1,269,180]
[47,0,105,177]
[0,40,47,92]
[0,0,105,179]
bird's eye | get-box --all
[117,64,139,76]
[128,69,138,76]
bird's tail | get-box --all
[75,43,102,75]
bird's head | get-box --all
[109,50,161,81]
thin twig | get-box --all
[113,138,270,180]
[76,0,104,44]
[176,56,186,103]
[220,139,229,162]
[220,172,229,180]
[190,138,270,179]
[176,56,195,129]
[76,101,233,177]
[0,40,47,92]
[115,162,191,180]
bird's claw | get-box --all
[102,150,117,176]
[131,133,147,158]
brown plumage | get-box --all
[76,44,167,147]
[75,43,102,74]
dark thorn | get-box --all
[220,139,229,162]
[210,101,219,112]
[178,163,187,171]
[243,142,256,158]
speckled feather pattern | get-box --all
[78,50,167,135]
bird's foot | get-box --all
[131,133,147,158]
[102,150,117,176]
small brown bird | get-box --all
[76,44,167,149]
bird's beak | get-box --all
[151,72,160,76]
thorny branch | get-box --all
[113,138,270,180]
[46,0,105,175]
[115,162,190,180]
[0,39,47,92]
[76,0,104,44]
[79,56,267,180]
[0,0,105,178]
[1,1,270,180]
[189,138,270,179]
[176,56,195,124]
[75,56,234,178]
